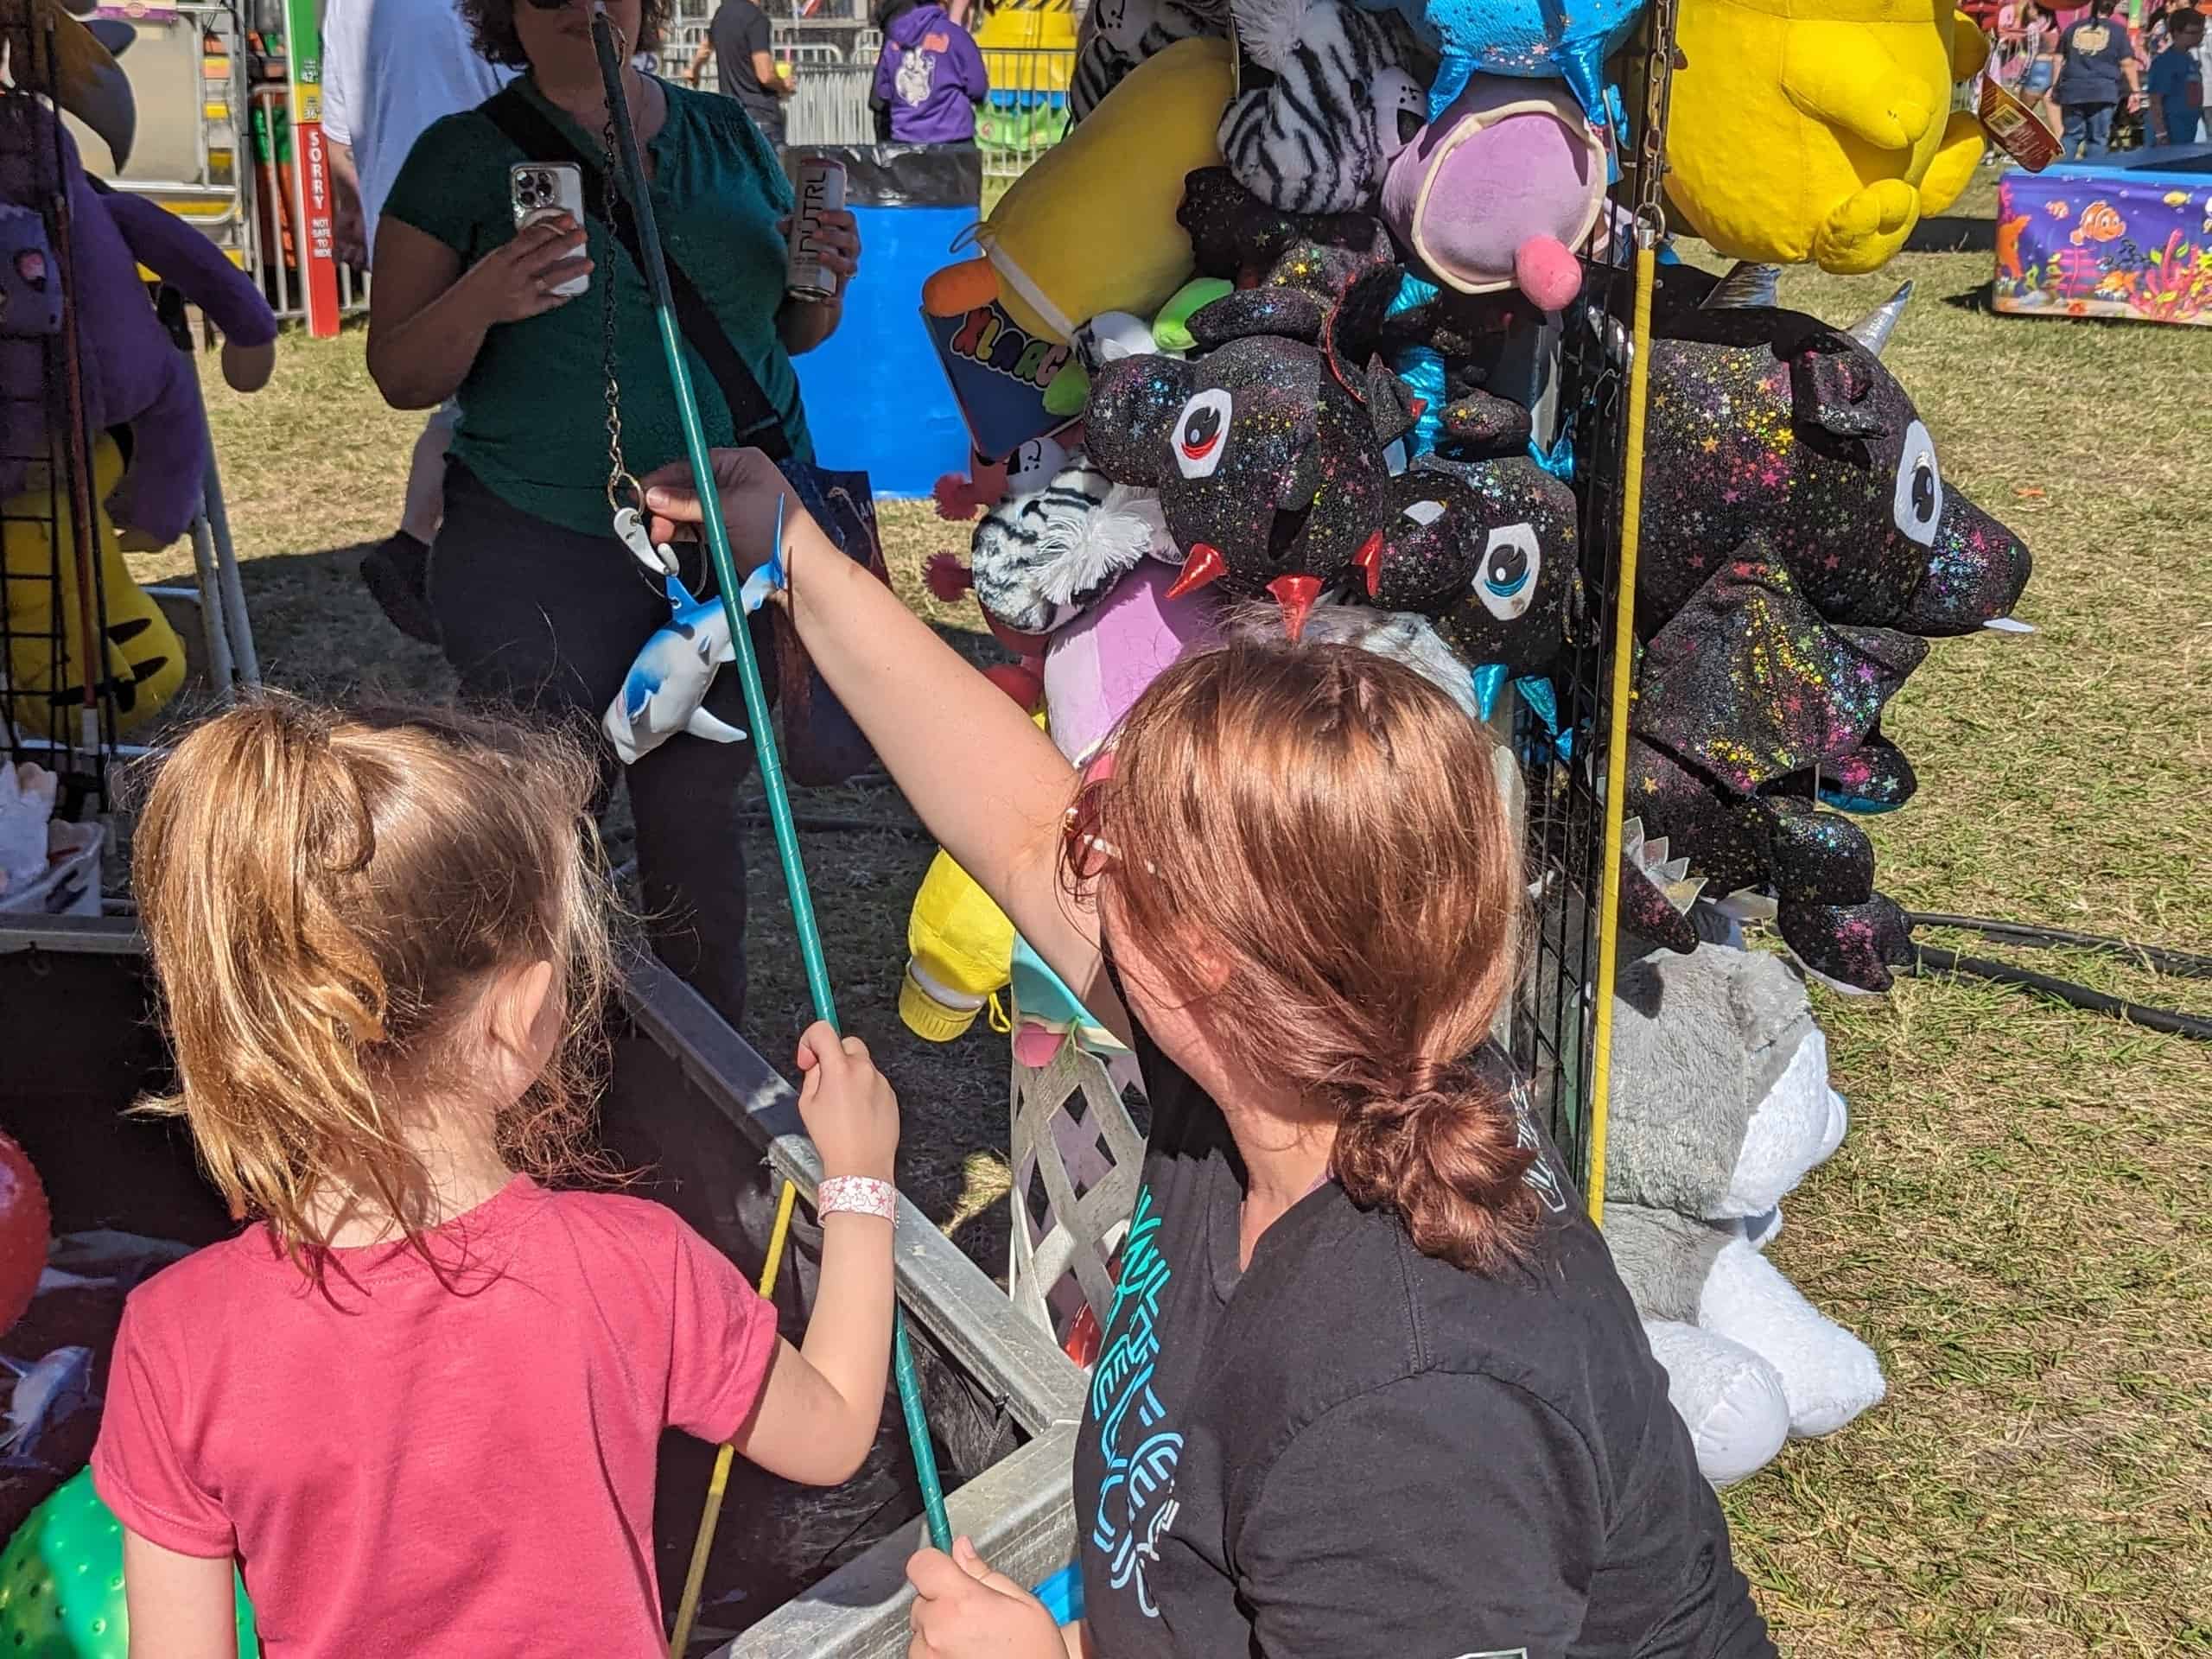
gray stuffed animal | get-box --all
[1604,934,1885,1485]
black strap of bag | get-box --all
[481,84,793,461]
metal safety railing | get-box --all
[976,47,1072,181]
[785,66,878,144]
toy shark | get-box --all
[601,499,785,767]
[2,1344,95,1465]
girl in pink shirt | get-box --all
[92,695,902,1656]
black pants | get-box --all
[432,461,754,1027]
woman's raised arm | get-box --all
[643,451,1122,1038]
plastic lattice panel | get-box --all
[1007,1042,1147,1347]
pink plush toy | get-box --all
[1043,557,1223,766]
[1381,75,1604,314]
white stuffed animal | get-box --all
[1603,932,1886,1485]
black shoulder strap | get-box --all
[480,83,792,461]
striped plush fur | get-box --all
[970,459,1170,636]
[1218,0,1427,214]
[1070,0,1229,123]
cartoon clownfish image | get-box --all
[2069,201,2126,245]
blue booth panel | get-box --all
[789,146,980,497]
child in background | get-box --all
[870,0,988,144]
[2017,2,2066,130]
[92,695,902,1657]
[2148,6,2206,142]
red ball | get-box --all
[0,1132,50,1338]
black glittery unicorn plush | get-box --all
[1615,265,2036,993]
[1624,543,1933,991]
[1637,264,2032,639]
[1176,166,1544,458]
[1361,453,1580,702]
[1178,164,1398,299]
[1084,266,1424,638]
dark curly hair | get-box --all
[459,0,676,68]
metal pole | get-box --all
[583,7,955,1607]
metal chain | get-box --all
[599,15,639,519]
[1632,0,1682,242]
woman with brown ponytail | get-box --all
[648,451,1777,1659]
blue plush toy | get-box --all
[1346,0,1644,127]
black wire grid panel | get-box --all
[0,64,124,810]
[1508,21,1671,1188]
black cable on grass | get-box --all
[1906,912,2212,980]
[1907,944,2212,1043]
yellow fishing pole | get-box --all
[1585,11,1679,1229]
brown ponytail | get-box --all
[1330,1061,1540,1277]
[1065,620,1542,1274]
[130,693,617,1274]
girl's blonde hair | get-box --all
[130,694,616,1274]
[1066,631,1541,1274]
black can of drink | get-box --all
[786,157,848,302]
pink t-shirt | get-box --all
[91,1177,779,1656]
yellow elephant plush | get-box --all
[3,435,188,734]
[1664,0,1991,275]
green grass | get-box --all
[149,163,2211,1654]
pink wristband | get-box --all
[817,1176,897,1224]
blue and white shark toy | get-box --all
[602,499,786,767]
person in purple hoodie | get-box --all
[870,0,988,144]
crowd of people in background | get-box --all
[685,0,992,147]
[1981,0,2209,156]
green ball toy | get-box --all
[0,1469,259,1656]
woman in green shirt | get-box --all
[367,0,859,1027]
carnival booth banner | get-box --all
[1994,156,2212,327]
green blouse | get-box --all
[382,76,812,537]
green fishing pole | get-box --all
[581,3,953,1598]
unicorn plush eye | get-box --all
[1890,419,1943,548]
[1476,524,1541,620]
[1173,389,1232,480]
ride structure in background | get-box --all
[66,1,361,329]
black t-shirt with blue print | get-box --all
[1071,1023,1776,1659]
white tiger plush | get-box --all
[1069,0,1230,124]
[970,457,1174,637]
[1218,0,1430,214]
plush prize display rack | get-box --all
[2,41,126,890]
[1512,22,1669,1184]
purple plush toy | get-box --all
[0,100,276,547]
